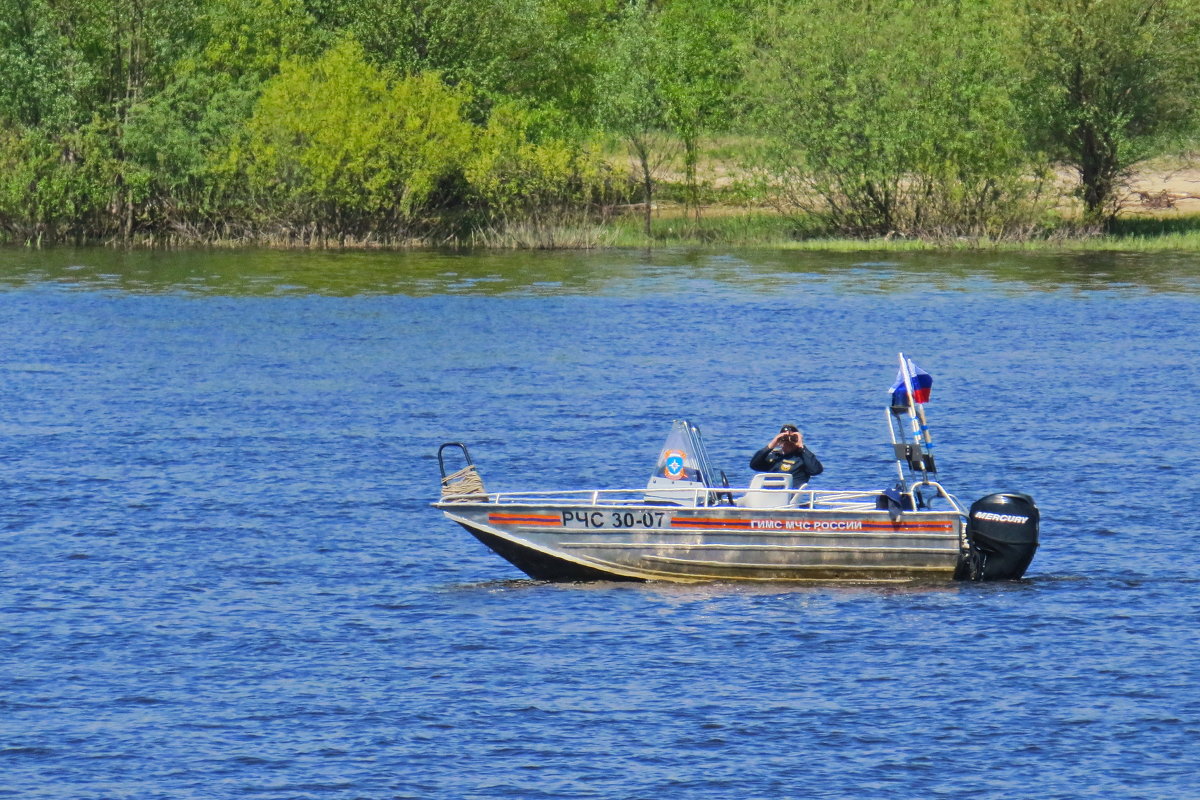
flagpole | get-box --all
[898,353,930,482]
[905,357,934,454]
[910,360,936,475]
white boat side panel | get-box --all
[442,498,967,583]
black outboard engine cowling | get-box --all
[956,493,1040,581]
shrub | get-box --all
[247,38,474,237]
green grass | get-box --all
[605,209,799,247]
[594,207,1200,252]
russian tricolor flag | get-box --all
[891,360,932,406]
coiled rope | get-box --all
[441,464,487,500]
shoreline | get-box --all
[8,213,1199,253]
[5,165,1199,253]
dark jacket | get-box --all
[749,446,824,486]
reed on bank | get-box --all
[577,207,1200,253]
[13,206,1200,253]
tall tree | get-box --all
[656,0,741,221]
[743,0,1044,238]
[595,0,674,237]
[0,0,77,130]
[0,0,200,242]
[121,0,318,230]
[337,0,609,125]
[1021,0,1200,222]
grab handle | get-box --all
[438,442,474,480]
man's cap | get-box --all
[779,424,799,433]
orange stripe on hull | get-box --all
[859,521,955,532]
[488,513,561,526]
[671,517,955,532]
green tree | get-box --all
[465,100,616,228]
[0,121,126,244]
[335,0,609,125]
[1020,0,1200,222]
[596,0,675,237]
[0,0,203,241]
[0,0,78,130]
[247,38,475,239]
[656,0,741,221]
[120,0,317,233]
[745,0,1045,238]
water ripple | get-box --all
[3,250,1200,799]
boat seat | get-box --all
[737,473,796,508]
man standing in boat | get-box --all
[750,424,824,486]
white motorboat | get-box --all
[434,355,1039,584]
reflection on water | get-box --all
[2,246,1199,296]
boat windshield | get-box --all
[645,419,720,504]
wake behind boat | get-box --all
[434,354,1039,584]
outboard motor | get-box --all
[956,493,1040,581]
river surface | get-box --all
[3,247,1199,799]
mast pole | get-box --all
[898,352,930,483]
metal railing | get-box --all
[439,481,964,515]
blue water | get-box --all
[3,247,1200,799]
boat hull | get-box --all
[440,502,967,583]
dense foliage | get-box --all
[0,0,1197,245]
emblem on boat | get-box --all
[663,450,687,480]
